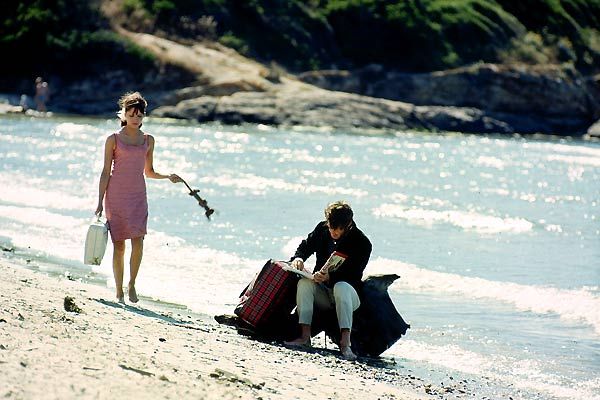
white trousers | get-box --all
[296,278,360,330]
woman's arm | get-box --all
[95,135,115,216]
[144,135,182,182]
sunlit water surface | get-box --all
[0,114,598,399]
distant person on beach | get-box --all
[95,91,182,304]
[34,77,50,112]
[285,201,372,361]
[19,94,29,112]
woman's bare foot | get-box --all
[116,290,125,304]
[128,284,139,303]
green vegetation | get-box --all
[319,0,598,71]
[0,0,598,91]
[0,0,159,90]
[111,0,599,72]
[218,32,249,55]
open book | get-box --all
[281,264,315,280]
[319,251,348,273]
[280,251,348,280]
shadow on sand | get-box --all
[92,298,208,331]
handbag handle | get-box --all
[92,215,108,229]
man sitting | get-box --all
[285,201,372,360]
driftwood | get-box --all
[180,178,214,219]
[215,274,410,358]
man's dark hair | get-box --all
[325,201,353,229]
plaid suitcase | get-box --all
[235,260,298,329]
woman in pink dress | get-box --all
[95,92,181,304]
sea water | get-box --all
[0,114,598,399]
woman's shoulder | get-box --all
[144,132,155,143]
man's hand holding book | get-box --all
[285,251,347,281]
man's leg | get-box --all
[333,282,360,360]
[286,278,331,345]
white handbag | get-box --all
[84,217,109,265]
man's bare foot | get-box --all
[116,293,125,304]
[284,337,312,347]
[340,346,357,361]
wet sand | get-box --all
[0,255,431,399]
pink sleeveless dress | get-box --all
[105,133,149,242]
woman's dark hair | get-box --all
[118,91,147,127]
[325,201,354,229]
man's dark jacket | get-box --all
[292,221,372,291]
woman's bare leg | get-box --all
[128,236,144,302]
[112,240,126,302]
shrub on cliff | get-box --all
[0,0,598,92]
[0,0,159,91]
[322,0,525,71]
[498,0,600,71]
[113,0,599,73]
[322,0,599,72]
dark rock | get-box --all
[413,106,513,134]
[587,119,600,137]
[3,27,592,137]
[153,97,218,121]
[216,274,410,358]
[159,80,267,106]
[312,274,410,357]
[64,296,83,313]
[299,63,600,135]
[353,274,411,356]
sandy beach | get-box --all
[2,112,599,400]
[0,252,434,400]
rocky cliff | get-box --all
[298,63,600,134]
[15,28,600,137]
[123,29,600,136]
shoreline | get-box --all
[1,108,598,399]
[0,107,598,143]
[0,251,436,399]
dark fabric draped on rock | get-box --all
[217,274,410,358]
[351,274,410,356]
